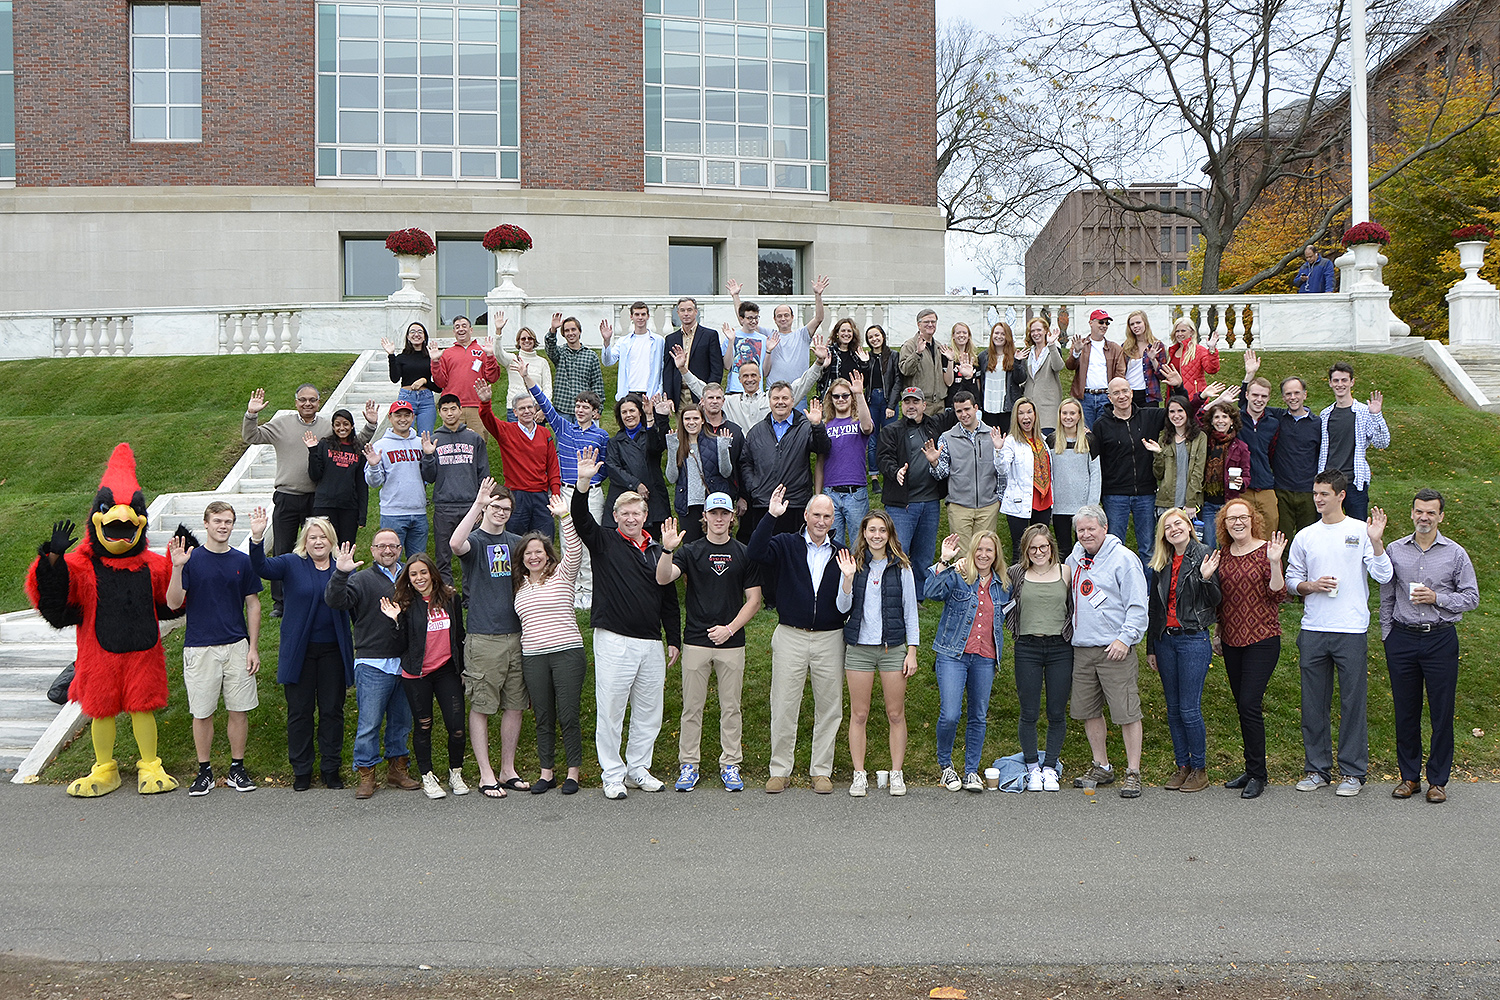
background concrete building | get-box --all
[1024,183,1205,296]
[0,0,943,320]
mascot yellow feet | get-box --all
[67,759,122,798]
[136,757,179,794]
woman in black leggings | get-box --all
[381,553,469,800]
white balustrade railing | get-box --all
[53,315,133,357]
[0,289,1399,361]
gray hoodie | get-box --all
[421,422,490,508]
[364,428,428,516]
[1064,532,1148,648]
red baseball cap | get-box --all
[388,400,415,415]
[1090,309,1112,322]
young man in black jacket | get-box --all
[1089,377,1168,575]
[325,529,419,798]
[738,381,831,541]
[747,485,852,794]
[877,387,953,599]
[572,446,682,801]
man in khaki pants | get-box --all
[746,486,853,793]
[933,391,1002,552]
[655,493,764,793]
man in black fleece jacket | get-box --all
[738,383,831,542]
[572,446,681,801]
[1089,377,1169,574]
[325,529,419,798]
[747,485,852,795]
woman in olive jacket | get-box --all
[1144,508,1222,794]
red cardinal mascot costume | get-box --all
[26,443,183,796]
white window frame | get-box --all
[130,2,202,143]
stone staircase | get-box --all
[7,350,393,781]
[1445,348,1500,413]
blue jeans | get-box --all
[509,489,554,539]
[381,512,429,559]
[1102,493,1156,572]
[887,499,939,600]
[397,386,437,436]
[1080,392,1110,429]
[352,663,413,770]
[934,652,996,775]
[1154,630,1213,768]
[824,487,870,549]
[1199,500,1221,550]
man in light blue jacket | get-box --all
[1065,504,1149,798]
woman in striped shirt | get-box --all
[513,492,585,795]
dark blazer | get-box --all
[746,514,849,632]
[662,324,724,404]
[250,541,354,685]
[604,422,670,527]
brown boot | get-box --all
[386,755,421,790]
[356,766,377,800]
[1180,767,1210,793]
[1164,765,1190,790]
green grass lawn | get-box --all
[25,349,1500,791]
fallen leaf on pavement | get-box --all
[930,989,967,999]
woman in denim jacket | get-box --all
[927,530,1008,793]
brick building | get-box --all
[1024,183,1205,296]
[0,0,943,318]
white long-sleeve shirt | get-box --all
[1285,516,1394,633]
[603,330,665,399]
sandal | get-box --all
[560,777,580,795]
[530,777,555,795]
[478,783,506,799]
[499,776,531,791]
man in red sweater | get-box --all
[432,316,501,441]
[476,380,562,538]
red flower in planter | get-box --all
[483,224,533,252]
[385,228,437,257]
[1341,222,1391,247]
[1452,224,1495,241]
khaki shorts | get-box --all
[464,632,528,715]
[1069,644,1142,724]
[844,644,908,673]
[183,640,259,718]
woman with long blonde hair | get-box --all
[926,529,1008,793]
[1121,310,1168,409]
[1164,317,1221,405]
[837,510,920,797]
[997,397,1053,561]
[946,321,981,407]
[1049,398,1100,550]
[1017,317,1064,434]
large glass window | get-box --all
[131,3,202,142]
[757,243,801,295]
[669,241,719,296]
[437,239,492,327]
[317,1,520,181]
[0,2,13,178]
[342,239,401,299]
[644,0,826,193]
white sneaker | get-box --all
[1041,767,1061,792]
[1026,764,1044,792]
[849,770,868,797]
[448,768,470,795]
[603,783,628,800]
[941,766,961,792]
[422,772,447,799]
[962,772,985,793]
[625,769,665,792]
[1296,772,1330,792]
[889,770,907,796]
[1335,776,1363,797]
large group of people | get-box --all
[181,293,1479,805]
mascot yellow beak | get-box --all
[92,504,147,555]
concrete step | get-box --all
[0,691,57,719]
[0,649,76,674]
[0,612,74,644]
[0,719,52,751]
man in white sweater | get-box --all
[1285,469,1392,797]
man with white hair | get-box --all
[1066,503,1149,799]
[572,446,681,801]
[748,485,853,794]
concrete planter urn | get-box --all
[1457,240,1489,282]
[491,248,525,297]
[1349,242,1384,285]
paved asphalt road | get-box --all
[2,777,1497,969]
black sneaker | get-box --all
[225,764,257,792]
[188,768,214,797]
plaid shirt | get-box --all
[1317,400,1389,490]
[545,329,605,408]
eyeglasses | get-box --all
[371,543,400,550]
[830,393,852,401]
[1224,515,1252,524]
[296,396,320,404]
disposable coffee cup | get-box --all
[984,767,1000,790]
[1328,577,1339,598]
[1409,581,1422,598]
[1228,467,1242,488]
[876,770,890,788]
